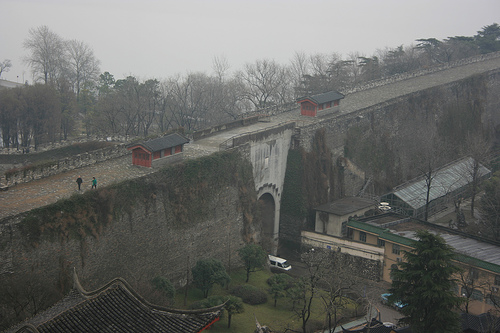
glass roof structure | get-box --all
[387,157,491,210]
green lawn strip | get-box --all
[173,268,358,332]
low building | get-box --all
[6,270,223,333]
[346,214,500,316]
[127,133,189,168]
[314,197,377,237]
[296,90,345,117]
[302,205,500,316]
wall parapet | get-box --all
[3,144,130,186]
[192,115,262,141]
[219,121,296,150]
[341,51,500,96]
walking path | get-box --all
[2,56,500,220]
[0,155,155,219]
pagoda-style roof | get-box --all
[6,270,223,333]
[128,133,189,153]
[296,90,345,105]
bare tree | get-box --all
[212,55,230,82]
[23,25,66,85]
[401,113,447,221]
[0,59,12,79]
[237,59,291,109]
[0,87,23,148]
[462,133,492,216]
[290,248,332,333]
[480,174,500,242]
[320,252,361,332]
[24,83,62,149]
[289,51,310,97]
[66,39,101,99]
[167,73,210,131]
[457,263,490,314]
[155,81,175,133]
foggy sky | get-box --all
[1,0,499,83]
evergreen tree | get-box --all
[389,230,462,333]
[191,259,230,298]
[267,273,293,307]
[237,244,268,283]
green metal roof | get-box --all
[454,253,500,274]
[347,219,500,273]
[347,219,386,235]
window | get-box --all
[392,244,401,255]
[495,275,500,286]
[377,239,385,247]
[359,231,366,242]
[469,268,479,280]
[471,289,483,301]
[347,228,354,239]
[390,264,399,280]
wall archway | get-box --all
[258,192,276,253]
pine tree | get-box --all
[389,230,462,332]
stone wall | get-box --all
[0,151,257,293]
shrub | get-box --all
[230,284,267,305]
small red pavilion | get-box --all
[296,90,345,117]
[127,133,189,168]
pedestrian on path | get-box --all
[76,176,83,191]
[91,177,97,189]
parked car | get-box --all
[268,255,292,271]
[381,293,405,309]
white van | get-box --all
[268,255,292,271]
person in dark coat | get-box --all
[76,176,83,191]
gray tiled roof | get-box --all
[131,133,189,153]
[6,273,223,333]
[297,91,345,104]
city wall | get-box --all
[0,150,256,291]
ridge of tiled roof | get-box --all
[5,269,223,333]
[296,90,345,104]
[128,133,189,153]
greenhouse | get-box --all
[380,157,491,218]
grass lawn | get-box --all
[173,268,357,333]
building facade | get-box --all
[127,133,189,168]
[296,90,345,117]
